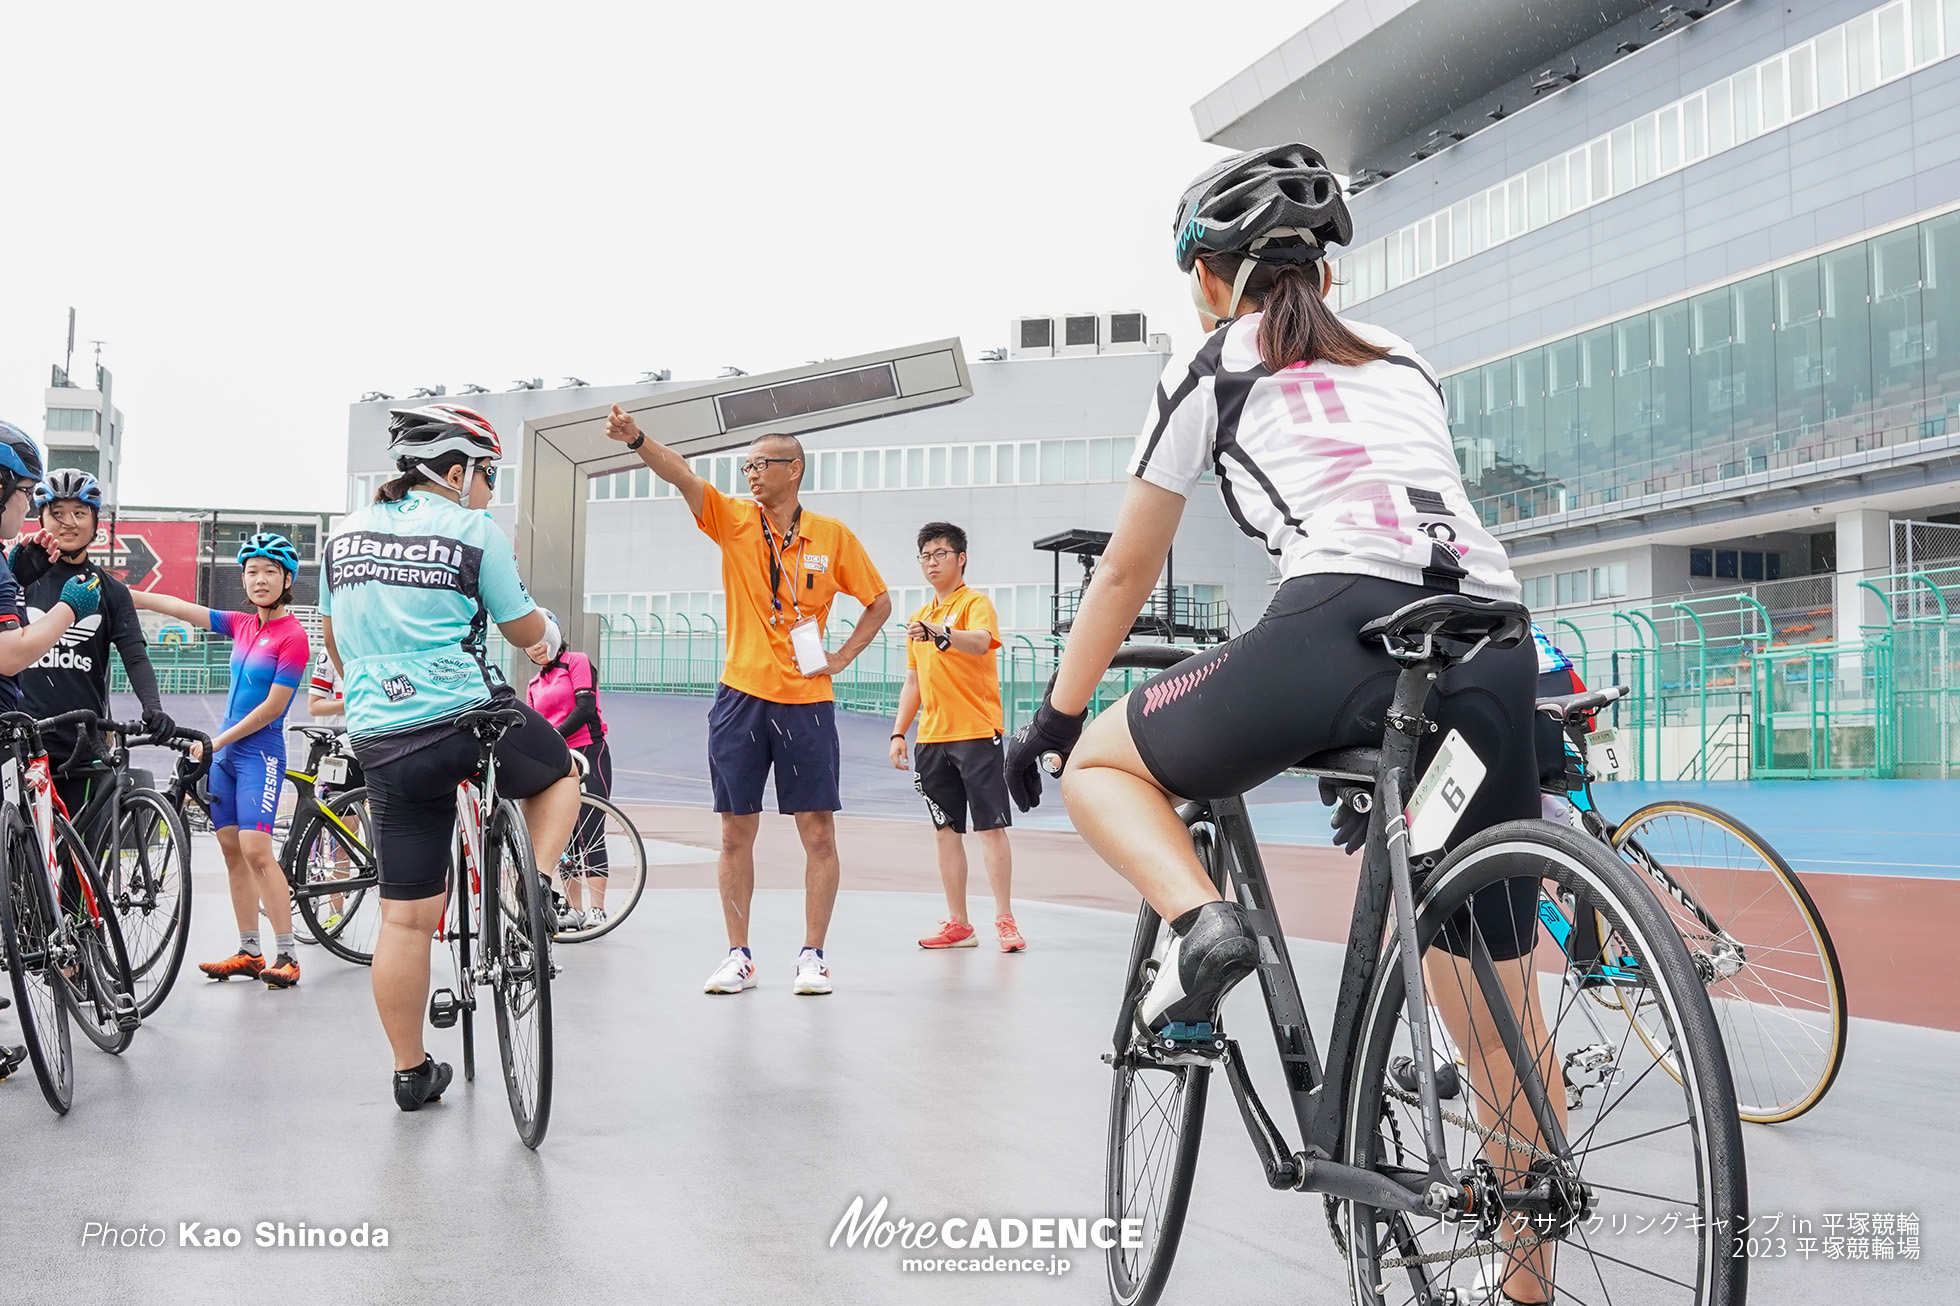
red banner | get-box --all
[95,520,202,599]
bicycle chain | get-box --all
[1382,1082,1560,1166]
[1378,1229,1547,1271]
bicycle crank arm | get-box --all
[1219,1039,1303,1189]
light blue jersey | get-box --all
[320,491,536,763]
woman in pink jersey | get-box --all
[524,612,613,925]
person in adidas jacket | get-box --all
[9,469,171,820]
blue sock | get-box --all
[801,946,823,959]
[733,947,751,959]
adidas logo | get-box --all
[25,607,102,649]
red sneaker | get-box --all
[996,915,1027,953]
[919,919,977,949]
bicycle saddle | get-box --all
[1535,685,1628,721]
[1295,746,1379,783]
[455,706,528,734]
[289,726,346,742]
[1357,594,1532,655]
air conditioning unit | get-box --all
[1100,312,1149,354]
[1057,313,1100,357]
[1008,316,1056,360]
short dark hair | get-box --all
[917,522,967,555]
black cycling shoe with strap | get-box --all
[0,1044,26,1080]
[393,1055,454,1111]
[1135,900,1260,1040]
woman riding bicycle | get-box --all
[320,403,581,1113]
[133,533,310,988]
[1001,146,1556,1304]
[523,611,614,926]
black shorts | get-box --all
[363,702,576,901]
[915,736,1012,834]
[1126,574,1543,960]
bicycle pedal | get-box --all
[113,997,141,1032]
[428,988,461,1029]
[1148,1024,1227,1064]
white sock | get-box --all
[239,931,261,957]
[275,933,297,959]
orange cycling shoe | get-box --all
[200,951,266,981]
[261,955,301,988]
[919,919,977,949]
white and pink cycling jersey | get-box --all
[1130,312,1521,601]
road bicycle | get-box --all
[1087,596,1747,1306]
[50,715,200,1019]
[1533,687,1848,1125]
[551,785,648,943]
[0,710,141,1115]
[424,706,557,1149]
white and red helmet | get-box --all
[386,403,503,470]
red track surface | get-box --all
[623,804,1960,1031]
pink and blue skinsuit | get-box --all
[208,610,310,833]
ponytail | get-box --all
[1199,253,1391,372]
[374,451,470,503]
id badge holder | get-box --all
[789,616,829,676]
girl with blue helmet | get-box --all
[134,531,311,988]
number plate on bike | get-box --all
[1405,729,1486,855]
[1584,727,1624,776]
[318,756,349,785]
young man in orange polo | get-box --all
[888,522,1024,952]
[604,407,892,996]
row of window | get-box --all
[1335,0,1955,308]
[586,582,1227,635]
[346,464,522,512]
[1691,549,1784,581]
[1448,211,1960,524]
[1519,561,1630,611]
[44,407,97,433]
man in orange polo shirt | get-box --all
[888,521,1024,953]
[604,406,892,996]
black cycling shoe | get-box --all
[393,1055,454,1112]
[0,1044,27,1080]
[1136,900,1260,1040]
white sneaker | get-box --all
[585,908,607,928]
[704,951,757,994]
[793,949,832,996]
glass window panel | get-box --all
[1848,13,1879,94]
[971,444,990,485]
[998,443,1017,482]
[906,447,925,487]
[950,446,968,486]
[1650,302,1693,483]
[1879,1,1908,79]
[1040,441,1064,483]
[1546,155,1569,222]
[1820,243,1873,430]
[1577,327,1616,487]
[1114,436,1137,472]
[1434,208,1452,267]
[1760,57,1787,130]
[1563,149,1586,208]
[1658,105,1681,173]
[613,471,631,498]
[633,467,651,498]
[928,446,947,486]
[1403,227,1419,279]
[1948,0,1960,60]
[1789,44,1816,117]
[714,456,734,492]
[1019,442,1039,482]
[1469,191,1489,252]
[1775,258,1825,436]
[1089,438,1114,481]
[1615,315,1656,476]
[1870,227,1927,413]
[1731,274,1777,449]
[1416,218,1434,276]
[1634,115,1658,186]
[841,450,858,490]
[886,449,904,487]
[819,450,838,490]
[1451,200,1472,259]
[1732,66,1759,141]
[1064,439,1089,482]
[1914,0,1943,62]
[592,475,610,501]
[1507,176,1527,233]
[1385,234,1405,290]
[1817,27,1848,106]
[1520,164,1542,229]
[1707,79,1734,152]
[1610,125,1634,194]
[1921,212,1960,405]
[861,450,880,489]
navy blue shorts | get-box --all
[708,686,842,815]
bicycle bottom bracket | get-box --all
[428,988,460,1029]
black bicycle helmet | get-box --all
[1173,143,1353,273]
[386,403,503,470]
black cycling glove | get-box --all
[141,708,175,741]
[1319,779,1372,855]
[1004,699,1087,812]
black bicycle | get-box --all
[1091,596,1748,1306]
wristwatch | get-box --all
[626,432,646,451]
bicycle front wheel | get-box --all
[0,807,73,1113]
[55,816,138,1055]
[551,794,647,943]
[1611,800,1847,1124]
[107,787,193,1018]
[485,800,553,1149]
[1341,819,1747,1306]
[289,788,382,965]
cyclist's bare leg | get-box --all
[1063,692,1218,921]
[934,828,971,924]
[518,771,580,888]
[372,894,446,1072]
[1428,949,1566,1303]
[214,826,292,937]
[975,828,1013,920]
[718,813,760,948]
[794,809,839,949]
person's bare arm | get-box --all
[907,620,993,655]
[129,588,216,630]
[322,616,342,677]
[0,609,77,677]
[813,591,894,678]
[210,683,297,754]
[497,609,548,650]
[306,694,343,718]
[889,670,922,770]
[605,405,706,518]
[1049,479,1186,714]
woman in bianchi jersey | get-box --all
[321,404,580,1113]
[1002,146,1554,1304]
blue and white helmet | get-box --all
[237,532,300,577]
[33,468,104,514]
[0,420,46,489]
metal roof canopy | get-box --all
[1192,0,1653,172]
[1032,528,1113,557]
[513,338,971,659]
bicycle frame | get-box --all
[0,716,110,961]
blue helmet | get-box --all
[33,468,104,514]
[0,421,45,486]
[237,532,300,577]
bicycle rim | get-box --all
[1342,820,1747,1306]
[291,789,382,965]
[551,794,647,942]
[1,809,73,1113]
[488,803,553,1148]
[1611,801,1847,1123]
[111,789,193,1018]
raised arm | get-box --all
[605,405,706,518]
[129,587,216,630]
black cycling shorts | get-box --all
[915,736,1012,834]
[1125,574,1543,960]
[363,701,576,901]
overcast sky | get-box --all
[0,2,1332,513]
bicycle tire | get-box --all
[551,794,648,943]
[1341,819,1747,1306]
[54,815,138,1054]
[288,788,382,966]
[0,806,73,1113]
[1610,799,1848,1124]
[104,787,193,1019]
[447,820,477,1086]
[1104,819,1216,1306]
[485,800,553,1149]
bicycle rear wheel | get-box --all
[551,794,647,942]
[1104,819,1217,1306]
[1611,800,1847,1124]
[55,816,138,1055]
[1341,819,1747,1306]
[105,787,193,1018]
[485,800,553,1148]
[0,807,73,1113]
[289,789,382,965]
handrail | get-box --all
[1857,579,1896,630]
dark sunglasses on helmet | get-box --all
[478,461,499,490]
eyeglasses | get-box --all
[742,457,797,477]
[477,462,499,490]
[917,549,959,563]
